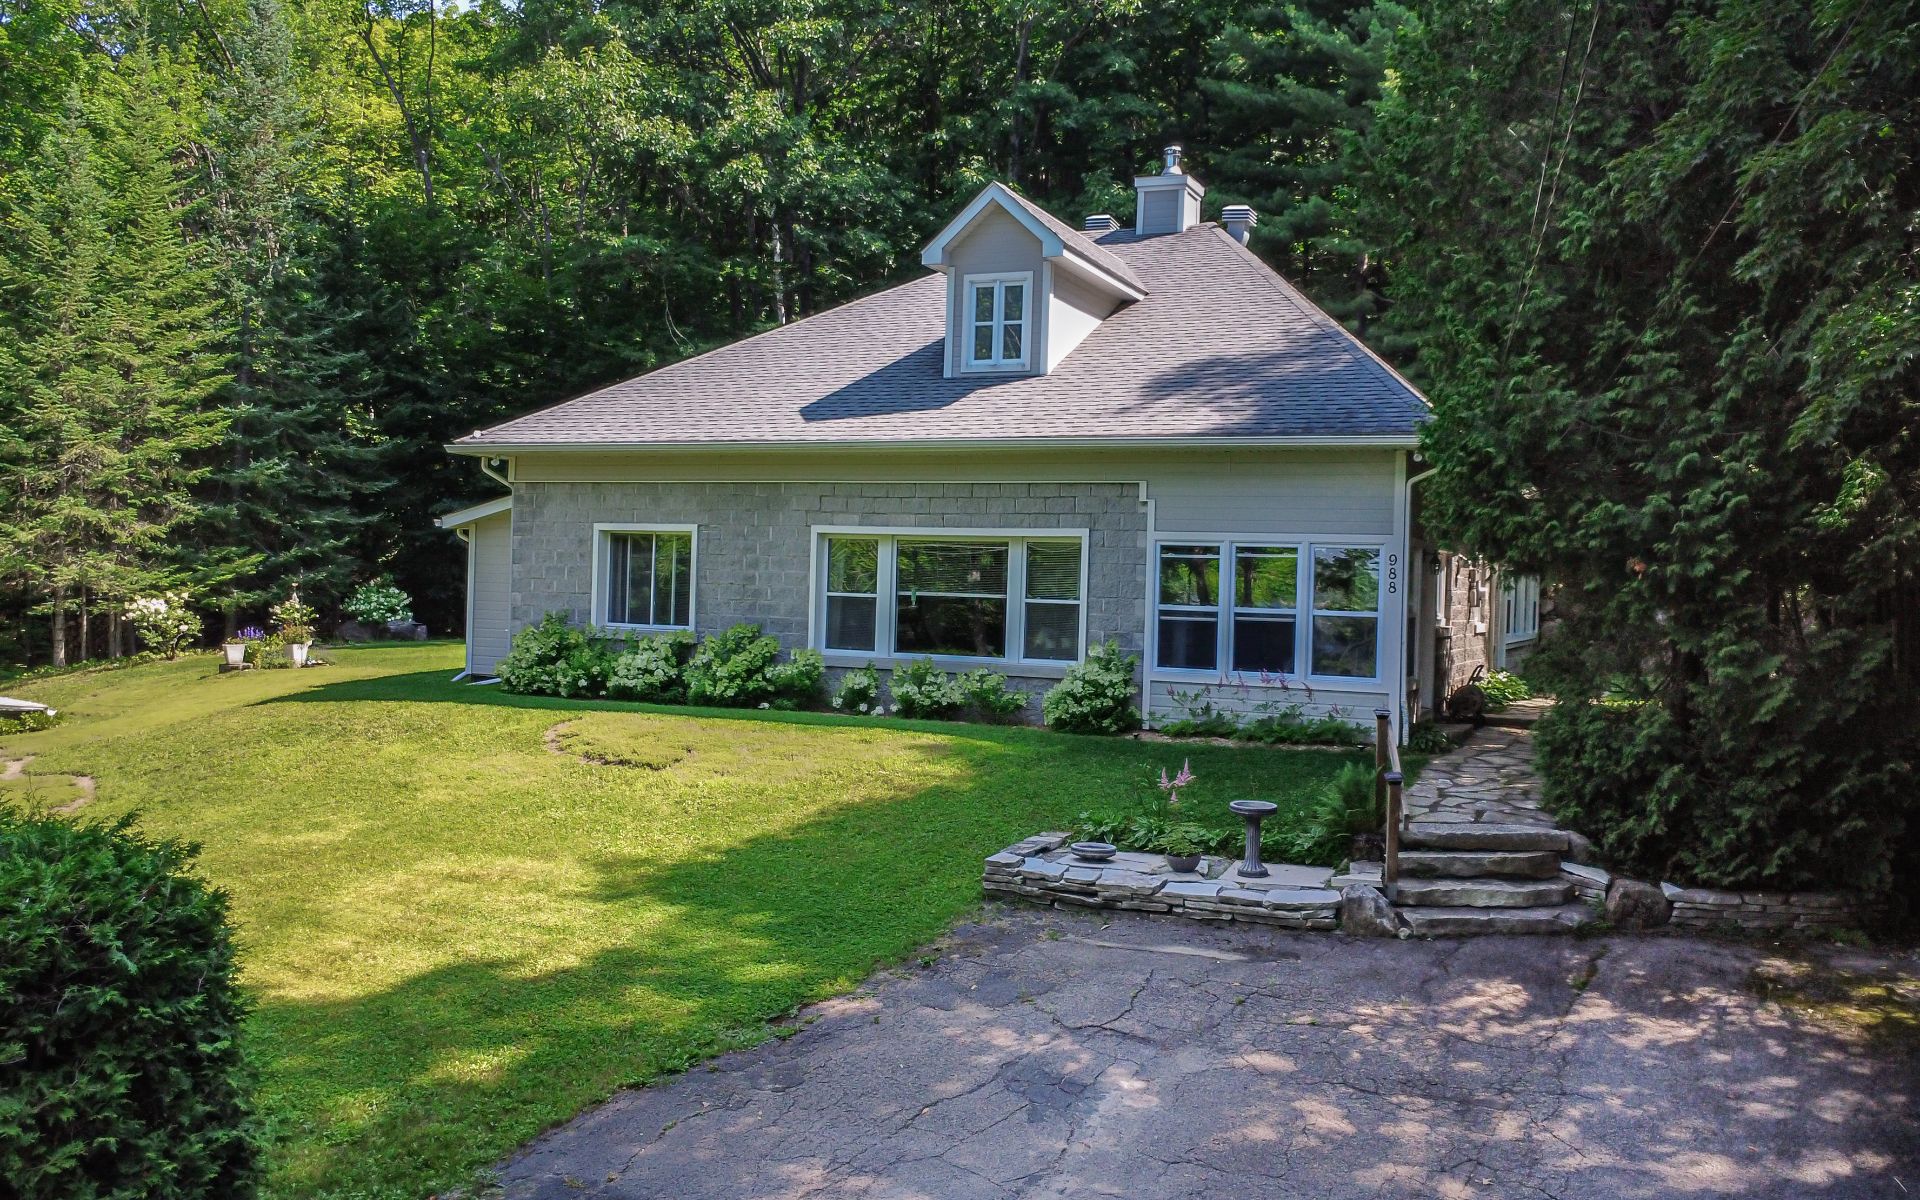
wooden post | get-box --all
[1384,770,1403,899]
[1373,707,1390,813]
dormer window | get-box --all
[963,273,1031,370]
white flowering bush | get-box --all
[1042,640,1141,734]
[683,624,825,709]
[345,578,413,625]
[126,593,202,660]
[607,632,695,703]
[497,612,615,698]
[889,659,968,719]
[958,669,1028,720]
[832,665,884,715]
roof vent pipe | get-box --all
[1163,144,1184,174]
[1083,213,1117,233]
[1222,204,1258,245]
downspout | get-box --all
[480,456,510,489]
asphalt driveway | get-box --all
[498,907,1918,1199]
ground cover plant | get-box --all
[0,643,1363,1200]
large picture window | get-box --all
[1153,540,1383,681]
[896,540,1009,657]
[603,528,694,628]
[813,530,1084,665]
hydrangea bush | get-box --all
[126,593,202,660]
[831,665,884,715]
[683,624,823,709]
[1042,640,1140,734]
[344,579,413,625]
[497,613,615,697]
[606,632,695,703]
[888,659,968,719]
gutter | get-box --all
[445,434,1424,456]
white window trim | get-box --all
[1149,535,1390,687]
[590,522,699,632]
[807,525,1089,671]
[1503,574,1541,646]
[960,272,1034,372]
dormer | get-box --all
[920,182,1147,378]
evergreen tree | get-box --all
[1200,1,1406,328]
[204,0,387,619]
[0,48,231,664]
[1371,0,1920,895]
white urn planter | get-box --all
[221,641,247,668]
[289,642,312,668]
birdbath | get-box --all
[1228,799,1279,879]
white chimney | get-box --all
[1222,204,1257,245]
[1083,213,1117,233]
[1133,143,1205,236]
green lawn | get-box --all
[1,644,1370,1200]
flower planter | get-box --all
[288,642,312,668]
[1164,853,1203,874]
[221,641,247,668]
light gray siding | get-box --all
[468,510,513,675]
[510,448,1398,539]
[1046,267,1119,370]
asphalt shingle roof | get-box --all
[453,223,1428,451]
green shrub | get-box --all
[1236,711,1366,746]
[1479,668,1532,710]
[1042,641,1140,734]
[606,632,696,703]
[1156,713,1240,738]
[831,665,884,715]
[497,613,615,698]
[1282,761,1382,866]
[1538,694,1916,897]
[683,624,822,709]
[889,659,967,719]
[0,709,59,734]
[0,811,257,1198]
[958,669,1029,720]
[1407,721,1455,754]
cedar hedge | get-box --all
[1,811,256,1199]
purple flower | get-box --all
[238,626,266,641]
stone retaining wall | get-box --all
[984,834,1341,931]
[1660,883,1875,933]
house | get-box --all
[440,145,1464,736]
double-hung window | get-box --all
[599,526,695,629]
[1155,541,1382,681]
[963,274,1030,370]
[1503,574,1541,645]
[815,530,1084,665]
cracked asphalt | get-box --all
[496,907,1919,1199]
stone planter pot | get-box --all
[1164,853,1203,874]
[288,641,312,668]
[221,641,247,668]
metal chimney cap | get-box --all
[1222,204,1257,224]
[1162,144,1184,174]
[1083,213,1118,232]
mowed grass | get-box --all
[1,644,1368,1199]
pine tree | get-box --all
[203,0,387,620]
[0,48,231,665]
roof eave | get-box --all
[446,434,1421,456]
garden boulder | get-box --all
[1605,878,1671,930]
[1340,883,1401,937]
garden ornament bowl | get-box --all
[1069,841,1118,863]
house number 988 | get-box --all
[1386,553,1399,596]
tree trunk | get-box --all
[109,611,123,659]
[51,587,67,668]
[79,591,90,664]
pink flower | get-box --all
[1158,758,1195,807]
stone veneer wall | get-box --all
[1660,884,1877,932]
[509,480,1149,680]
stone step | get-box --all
[1402,822,1568,853]
[1399,849,1562,880]
[1398,903,1592,936]
[1391,877,1574,908]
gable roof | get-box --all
[451,222,1429,454]
[921,182,1147,298]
